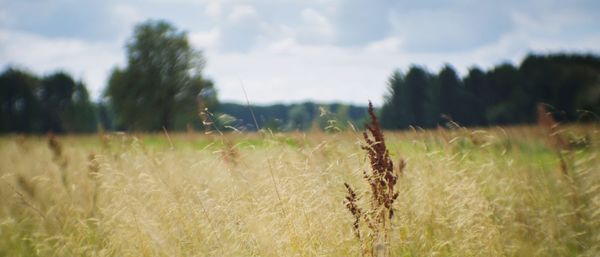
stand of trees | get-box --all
[0,68,97,133]
[2,19,598,134]
[381,53,600,129]
[105,20,217,131]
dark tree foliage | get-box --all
[40,72,97,132]
[97,102,116,131]
[436,65,465,124]
[484,63,530,124]
[520,54,600,121]
[3,51,598,133]
[381,71,408,129]
[105,20,216,131]
[404,66,431,127]
[0,68,97,133]
[0,68,40,133]
[462,67,488,126]
[381,53,600,129]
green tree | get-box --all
[485,64,529,124]
[462,67,488,126]
[39,72,97,133]
[97,102,116,131]
[106,20,216,131]
[0,68,41,133]
[378,53,599,129]
[436,65,464,124]
[381,70,408,129]
[404,66,431,128]
[63,82,97,132]
[287,104,311,131]
[519,54,600,121]
[332,104,351,130]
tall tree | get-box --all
[485,63,529,124]
[39,72,75,132]
[63,81,97,132]
[39,72,97,133]
[105,20,216,131]
[404,66,430,128]
[0,68,41,133]
[436,65,464,124]
[519,54,600,121]
[462,67,488,126]
[381,70,408,129]
[287,104,311,131]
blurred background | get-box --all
[1,0,599,133]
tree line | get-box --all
[381,54,600,129]
[2,19,599,133]
[217,102,368,132]
[0,68,98,133]
[0,62,368,133]
[1,20,369,134]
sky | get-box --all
[1,0,599,106]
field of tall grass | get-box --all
[1,122,599,256]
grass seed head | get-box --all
[344,182,363,239]
[344,101,402,256]
[361,101,398,218]
[17,175,35,198]
[47,132,62,160]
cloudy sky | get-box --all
[1,0,599,105]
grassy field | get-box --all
[1,124,599,256]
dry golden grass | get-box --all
[0,124,599,256]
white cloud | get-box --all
[254,23,295,47]
[110,3,145,41]
[2,0,599,106]
[365,36,403,54]
[112,4,142,23]
[189,28,221,50]
[203,12,600,106]
[228,4,258,23]
[204,40,395,105]
[0,29,123,101]
[388,6,511,53]
[205,1,222,18]
[297,8,334,43]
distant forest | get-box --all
[1,53,599,134]
[381,53,600,129]
[216,102,368,132]
[0,70,98,133]
[0,67,369,133]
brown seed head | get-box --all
[344,182,363,239]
